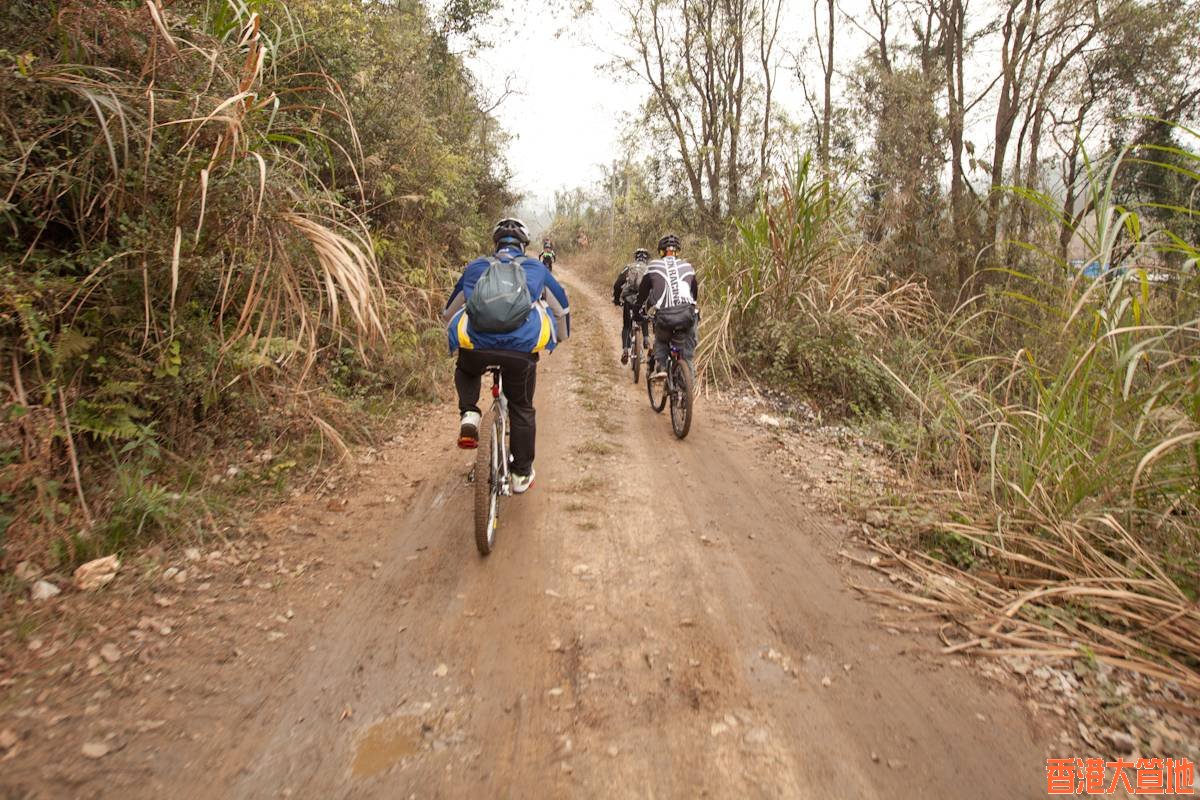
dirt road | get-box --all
[2,269,1048,798]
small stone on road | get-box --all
[81,741,110,759]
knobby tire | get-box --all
[631,327,642,384]
[669,358,693,439]
[473,412,499,555]
[646,354,667,413]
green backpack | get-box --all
[466,256,533,333]
[620,263,647,305]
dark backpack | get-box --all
[466,256,533,333]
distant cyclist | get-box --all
[611,248,651,364]
[539,239,556,271]
[635,234,698,381]
[442,219,570,494]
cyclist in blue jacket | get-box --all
[442,218,570,493]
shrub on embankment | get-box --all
[695,157,930,416]
[0,0,509,568]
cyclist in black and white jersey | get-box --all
[634,234,699,380]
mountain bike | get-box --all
[645,344,694,439]
[472,367,510,555]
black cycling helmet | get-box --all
[492,218,530,247]
[634,248,650,262]
[657,234,681,254]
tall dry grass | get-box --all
[0,1,391,563]
[696,156,930,411]
[874,138,1200,691]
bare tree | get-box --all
[986,0,1039,248]
[620,0,783,229]
[1049,0,1200,257]
[758,0,784,183]
[940,0,972,289]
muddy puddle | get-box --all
[351,715,420,778]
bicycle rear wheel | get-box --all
[631,328,642,384]
[473,411,500,555]
[669,358,694,439]
[646,354,667,413]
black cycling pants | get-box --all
[455,349,539,475]
[621,303,650,350]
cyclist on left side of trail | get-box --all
[539,238,557,271]
[612,247,651,365]
[442,218,570,494]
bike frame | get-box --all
[651,345,683,385]
[487,367,512,498]
[630,324,644,381]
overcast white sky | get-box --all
[463,3,631,214]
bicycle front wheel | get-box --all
[669,358,694,439]
[631,328,642,384]
[646,354,667,413]
[473,412,500,555]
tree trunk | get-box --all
[820,0,834,166]
[987,0,1038,257]
[943,0,970,291]
[758,0,781,185]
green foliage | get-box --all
[850,61,951,289]
[922,528,978,571]
[742,318,898,417]
[84,466,190,563]
[908,139,1200,522]
[437,0,500,41]
[0,0,509,564]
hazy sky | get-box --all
[461,1,1006,213]
[461,1,886,207]
[463,4,630,213]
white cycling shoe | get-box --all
[511,468,535,494]
[458,411,481,449]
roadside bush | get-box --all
[879,140,1200,689]
[741,318,899,417]
[0,0,508,568]
[696,156,930,407]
